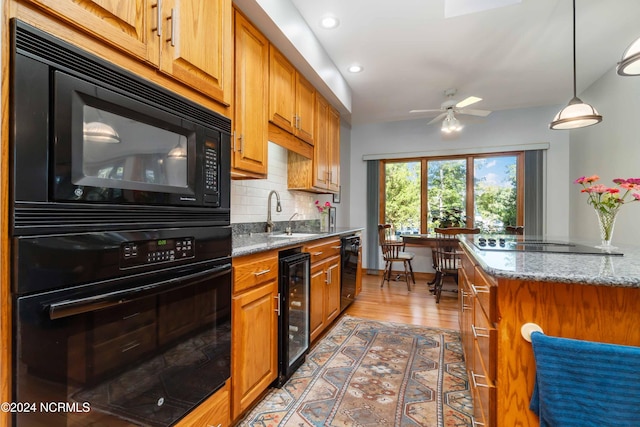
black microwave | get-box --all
[11,21,231,234]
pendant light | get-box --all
[83,121,121,143]
[549,0,602,130]
[617,35,640,76]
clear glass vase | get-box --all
[320,214,328,232]
[595,209,619,250]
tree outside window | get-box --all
[382,152,522,235]
[384,162,420,234]
[427,159,467,230]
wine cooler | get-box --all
[275,249,311,387]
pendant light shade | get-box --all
[550,96,602,130]
[550,0,602,130]
[83,121,121,143]
[617,35,640,76]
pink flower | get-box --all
[576,174,640,213]
[587,184,609,193]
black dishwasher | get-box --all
[275,249,310,387]
[340,235,361,312]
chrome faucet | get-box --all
[266,190,282,233]
[285,213,299,235]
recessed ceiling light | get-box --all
[320,15,339,29]
[348,65,363,73]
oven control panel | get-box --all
[120,237,195,269]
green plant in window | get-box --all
[432,207,465,228]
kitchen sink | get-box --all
[269,233,319,239]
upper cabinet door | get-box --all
[313,94,330,188]
[24,0,150,61]
[295,74,315,145]
[269,46,297,134]
[233,10,269,176]
[327,106,341,192]
[160,0,232,105]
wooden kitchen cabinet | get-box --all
[231,251,279,420]
[232,10,269,178]
[158,0,232,105]
[21,0,149,61]
[304,238,341,341]
[175,380,230,427]
[287,93,340,193]
[459,249,498,427]
[22,0,232,105]
[269,45,315,145]
[459,245,640,426]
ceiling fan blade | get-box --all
[409,109,443,114]
[456,96,482,108]
[457,108,492,117]
[427,113,447,125]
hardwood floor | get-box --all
[344,272,460,330]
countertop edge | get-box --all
[232,227,364,257]
[459,238,640,288]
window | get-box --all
[381,152,523,234]
[383,161,421,235]
[427,159,466,230]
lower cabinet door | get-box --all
[174,381,230,427]
[232,280,278,419]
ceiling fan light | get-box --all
[617,36,640,76]
[550,97,602,130]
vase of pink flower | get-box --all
[575,175,640,249]
[315,200,332,231]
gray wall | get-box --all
[569,66,640,245]
[347,105,572,269]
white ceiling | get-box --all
[238,0,640,126]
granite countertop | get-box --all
[459,235,640,288]
[233,227,364,257]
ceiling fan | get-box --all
[410,88,492,130]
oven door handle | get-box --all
[48,263,231,320]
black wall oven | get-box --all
[10,21,233,427]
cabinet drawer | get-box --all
[92,298,156,344]
[472,299,497,382]
[472,266,496,322]
[471,339,496,427]
[460,249,476,283]
[92,322,156,377]
[303,238,341,263]
[233,251,278,294]
[471,385,488,427]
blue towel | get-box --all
[530,331,640,427]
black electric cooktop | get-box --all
[472,236,623,256]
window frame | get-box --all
[379,151,525,233]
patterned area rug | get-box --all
[238,315,472,426]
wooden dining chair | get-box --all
[505,225,525,235]
[432,227,480,303]
[378,224,416,291]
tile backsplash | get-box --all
[231,143,333,226]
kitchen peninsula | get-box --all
[458,235,640,426]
